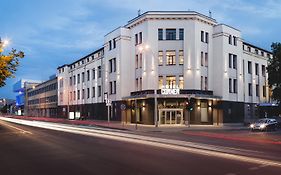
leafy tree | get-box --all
[267,42,281,103]
[0,39,24,87]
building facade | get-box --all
[57,11,271,125]
[13,79,41,115]
[26,77,58,117]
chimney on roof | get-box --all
[138,9,141,16]
[209,10,212,18]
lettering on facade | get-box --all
[161,85,180,95]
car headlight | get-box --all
[250,124,254,128]
[260,124,266,129]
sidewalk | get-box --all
[1,115,248,132]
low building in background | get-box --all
[13,79,42,115]
[0,98,15,114]
[26,77,58,117]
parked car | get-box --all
[249,118,278,131]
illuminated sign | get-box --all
[161,85,180,95]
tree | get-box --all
[267,42,281,103]
[0,39,24,87]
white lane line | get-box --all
[1,117,281,168]
[0,120,32,134]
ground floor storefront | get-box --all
[121,90,247,126]
[56,90,262,126]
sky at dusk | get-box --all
[0,0,281,99]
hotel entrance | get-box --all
[159,108,183,125]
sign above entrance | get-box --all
[161,85,180,95]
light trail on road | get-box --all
[1,116,281,168]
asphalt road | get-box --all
[1,120,281,175]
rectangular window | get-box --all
[77,74,80,84]
[233,54,237,69]
[135,54,138,69]
[73,91,76,100]
[233,79,237,93]
[82,89,85,99]
[233,36,237,46]
[201,31,204,42]
[77,90,80,100]
[261,51,264,57]
[158,29,163,40]
[92,69,95,80]
[248,61,252,74]
[229,35,232,45]
[166,29,176,40]
[205,77,208,90]
[139,53,142,68]
[98,66,101,78]
[135,33,138,45]
[87,70,90,81]
[179,50,184,65]
[201,52,204,66]
[255,63,259,75]
[249,83,252,96]
[158,76,163,89]
[166,76,176,88]
[109,59,113,73]
[139,32,142,44]
[179,28,184,40]
[262,65,266,77]
[229,54,232,68]
[92,87,95,98]
[73,75,76,85]
[109,40,112,50]
[69,77,72,86]
[136,78,139,91]
[110,82,113,94]
[82,72,85,83]
[229,78,232,93]
[113,58,116,72]
[70,92,72,101]
[201,76,204,90]
[205,52,208,67]
[263,85,266,97]
[205,32,209,43]
[166,50,176,65]
[113,81,116,94]
[247,46,251,52]
[140,77,142,91]
[87,88,90,99]
[158,51,163,66]
[98,86,101,97]
[256,84,260,97]
[59,78,63,88]
[255,49,259,54]
[179,75,184,89]
[113,38,116,49]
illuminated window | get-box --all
[179,75,184,89]
[166,76,176,88]
[166,50,176,65]
[158,51,163,66]
[158,76,163,89]
[179,50,184,65]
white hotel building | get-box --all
[57,11,271,125]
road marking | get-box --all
[0,120,32,135]
[1,117,281,168]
